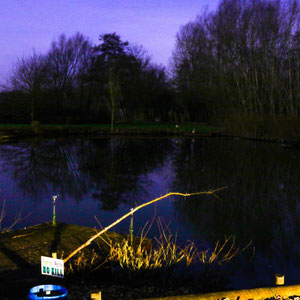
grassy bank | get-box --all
[0,222,151,298]
[2,120,300,146]
[0,122,223,141]
[0,221,235,299]
[0,222,125,271]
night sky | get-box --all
[0,0,219,85]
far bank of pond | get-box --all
[0,122,223,140]
[1,121,300,148]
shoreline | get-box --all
[0,222,229,299]
[0,123,300,149]
[0,222,151,298]
[1,223,299,299]
[0,123,224,140]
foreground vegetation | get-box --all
[1,190,296,299]
[0,190,246,298]
[0,221,242,298]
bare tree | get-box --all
[7,52,48,122]
[172,0,300,122]
[46,33,92,113]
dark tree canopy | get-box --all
[95,33,129,60]
[172,0,300,121]
[3,0,298,127]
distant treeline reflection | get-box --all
[0,137,173,209]
[170,138,300,266]
[1,138,299,233]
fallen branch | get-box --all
[64,187,227,263]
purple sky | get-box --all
[0,0,219,85]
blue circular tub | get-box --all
[28,284,68,299]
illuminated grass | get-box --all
[105,218,250,279]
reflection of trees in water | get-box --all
[78,137,173,210]
[0,137,173,210]
[170,138,300,261]
[0,138,90,201]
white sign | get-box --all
[41,256,64,278]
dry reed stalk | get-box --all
[67,250,100,274]
[196,236,252,265]
[0,199,27,233]
[109,235,184,272]
[107,223,247,274]
[64,188,226,263]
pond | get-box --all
[0,136,300,289]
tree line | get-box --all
[172,0,299,122]
[1,33,173,125]
[1,0,299,127]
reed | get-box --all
[67,249,100,275]
[108,219,186,274]
[64,216,250,287]
[0,199,24,233]
[197,236,251,264]
[106,218,249,281]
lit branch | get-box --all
[64,187,227,263]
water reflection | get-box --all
[169,138,300,286]
[0,137,173,209]
[0,138,91,201]
[170,139,300,240]
[0,136,300,286]
[78,137,174,209]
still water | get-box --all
[0,136,300,289]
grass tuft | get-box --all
[106,218,250,282]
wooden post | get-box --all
[90,291,101,300]
[52,195,57,226]
[275,273,285,285]
[129,208,133,245]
